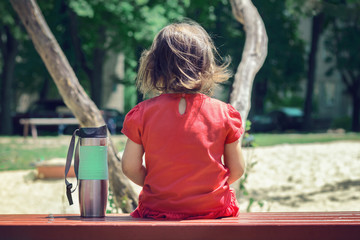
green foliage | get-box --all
[106,188,131,213]
[3,0,308,117]
[242,120,257,148]
[2,0,191,110]
[4,1,71,100]
[323,1,360,89]
[245,120,251,132]
[285,0,360,131]
[124,85,138,113]
[0,1,25,40]
[252,0,306,112]
[66,0,189,106]
[0,1,34,99]
[186,0,244,67]
[106,188,120,213]
[5,0,357,131]
[285,0,323,16]
[181,0,245,102]
[331,116,352,131]
[239,161,264,212]
[69,0,94,18]
[239,121,263,212]
[277,95,304,109]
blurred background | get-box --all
[0,0,359,136]
[1,0,360,215]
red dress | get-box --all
[121,93,244,220]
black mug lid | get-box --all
[78,125,107,138]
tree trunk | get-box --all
[303,13,324,131]
[10,0,138,212]
[90,28,106,108]
[66,7,93,79]
[0,26,18,135]
[39,77,50,100]
[351,93,360,132]
[229,0,268,132]
[252,77,268,115]
[66,6,104,108]
[350,78,360,132]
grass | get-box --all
[0,133,359,171]
[0,135,127,172]
[252,132,360,147]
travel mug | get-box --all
[65,125,109,217]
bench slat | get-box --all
[20,118,79,125]
[19,118,80,138]
[1,212,359,240]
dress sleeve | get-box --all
[121,104,143,145]
[225,104,244,144]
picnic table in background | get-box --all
[19,118,79,138]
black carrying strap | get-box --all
[65,129,80,205]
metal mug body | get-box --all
[79,137,108,218]
[79,179,108,217]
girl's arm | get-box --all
[121,138,146,187]
[224,140,246,185]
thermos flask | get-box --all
[65,125,108,217]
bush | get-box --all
[331,116,351,131]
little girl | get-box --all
[121,20,245,220]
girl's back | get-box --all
[122,93,242,219]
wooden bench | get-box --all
[19,118,79,138]
[0,212,359,240]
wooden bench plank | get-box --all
[1,212,359,240]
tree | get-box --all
[10,0,268,212]
[295,1,326,131]
[65,0,189,108]
[0,2,21,135]
[324,0,360,131]
[288,0,360,131]
[183,0,244,103]
[10,0,138,213]
[184,0,304,119]
[286,0,328,131]
[251,0,305,115]
[1,1,80,135]
[303,11,324,131]
[229,0,268,130]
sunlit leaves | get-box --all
[69,0,94,18]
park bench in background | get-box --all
[19,118,79,138]
[0,212,359,240]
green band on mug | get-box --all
[79,146,108,180]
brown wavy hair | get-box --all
[137,20,232,95]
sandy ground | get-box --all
[238,141,360,212]
[0,141,359,214]
[0,170,80,214]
